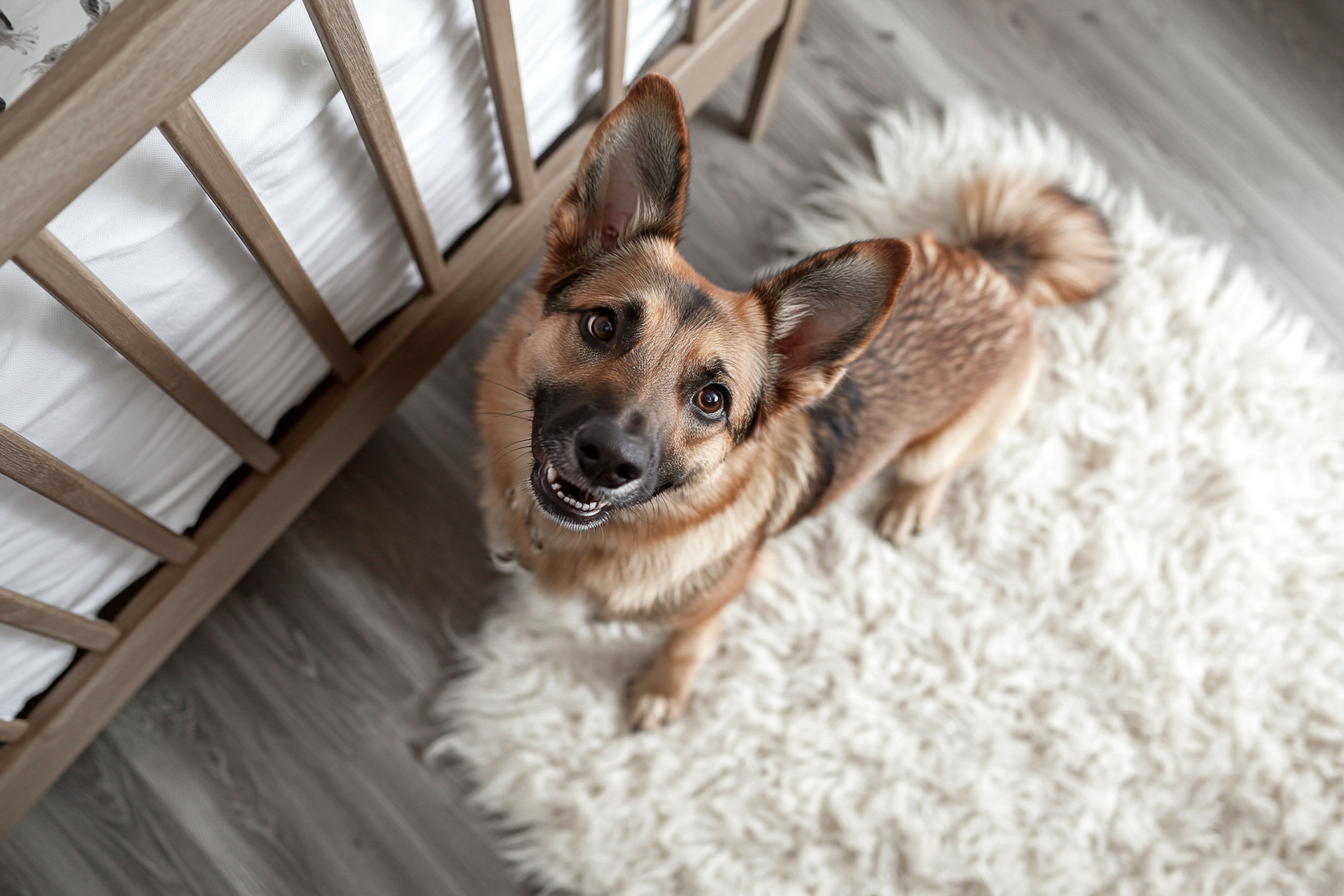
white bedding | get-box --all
[0,0,688,720]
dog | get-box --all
[476,73,1114,730]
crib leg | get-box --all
[741,0,811,141]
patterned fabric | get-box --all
[0,0,116,113]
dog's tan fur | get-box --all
[476,74,1115,729]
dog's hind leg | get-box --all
[877,333,1042,545]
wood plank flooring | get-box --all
[3,1,1341,893]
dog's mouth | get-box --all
[529,451,613,529]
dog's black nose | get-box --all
[575,419,647,488]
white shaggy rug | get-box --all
[429,105,1344,896]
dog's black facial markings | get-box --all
[543,269,594,315]
[696,359,729,382]
[554,296,644,357]
[651,457,691,499]
[795,372,864,521]
[674,281,715,325]
[732,392,762,445]
[527,379,660,529]
[585,297,642,356]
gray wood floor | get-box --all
[3,1,1342,893]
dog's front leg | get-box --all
[625,610,725,732]
[625,545,761,731]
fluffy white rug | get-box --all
[429,104,1344,896]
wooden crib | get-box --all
[0,0,808,836]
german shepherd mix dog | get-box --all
[477,74,1114,730]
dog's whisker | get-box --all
[479,378,532,401]
[458,408,533,421]
[489,438,535,465]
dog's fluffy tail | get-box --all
[957,175,1115,308]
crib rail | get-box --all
[0,0,810,836]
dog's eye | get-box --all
[583,309,618,342]
[694,385,727,416]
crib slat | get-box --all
[687,0,715,42]
[655,0,789,120]
[0,720,27,745]
[160,99,365,383]
[603,0,631,111]
[472,0,537,202]
[0,587,120,652]
[0,424,196,564]
[302,0,447,294]
[743,0,811,140]
[13,231,281,474]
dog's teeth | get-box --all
[542,466,606,516]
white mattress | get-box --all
[0,0,687,720]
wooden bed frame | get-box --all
[0,0,809,837]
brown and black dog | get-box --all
[476,73,1113,730]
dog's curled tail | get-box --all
[957,175,1115,308]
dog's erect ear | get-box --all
[753,239,912,408]
[542,73,690,284]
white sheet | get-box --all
[0,0,687,720]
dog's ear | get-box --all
[753,239,912,409]
[541,73,690,284]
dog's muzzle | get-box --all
[529,406,658,529]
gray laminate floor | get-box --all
[3,1,1342,893]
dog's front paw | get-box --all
[624,660,692,732]
[876,485,922,546]
[875,477,950,547]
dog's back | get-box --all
[795,176,1115,531]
